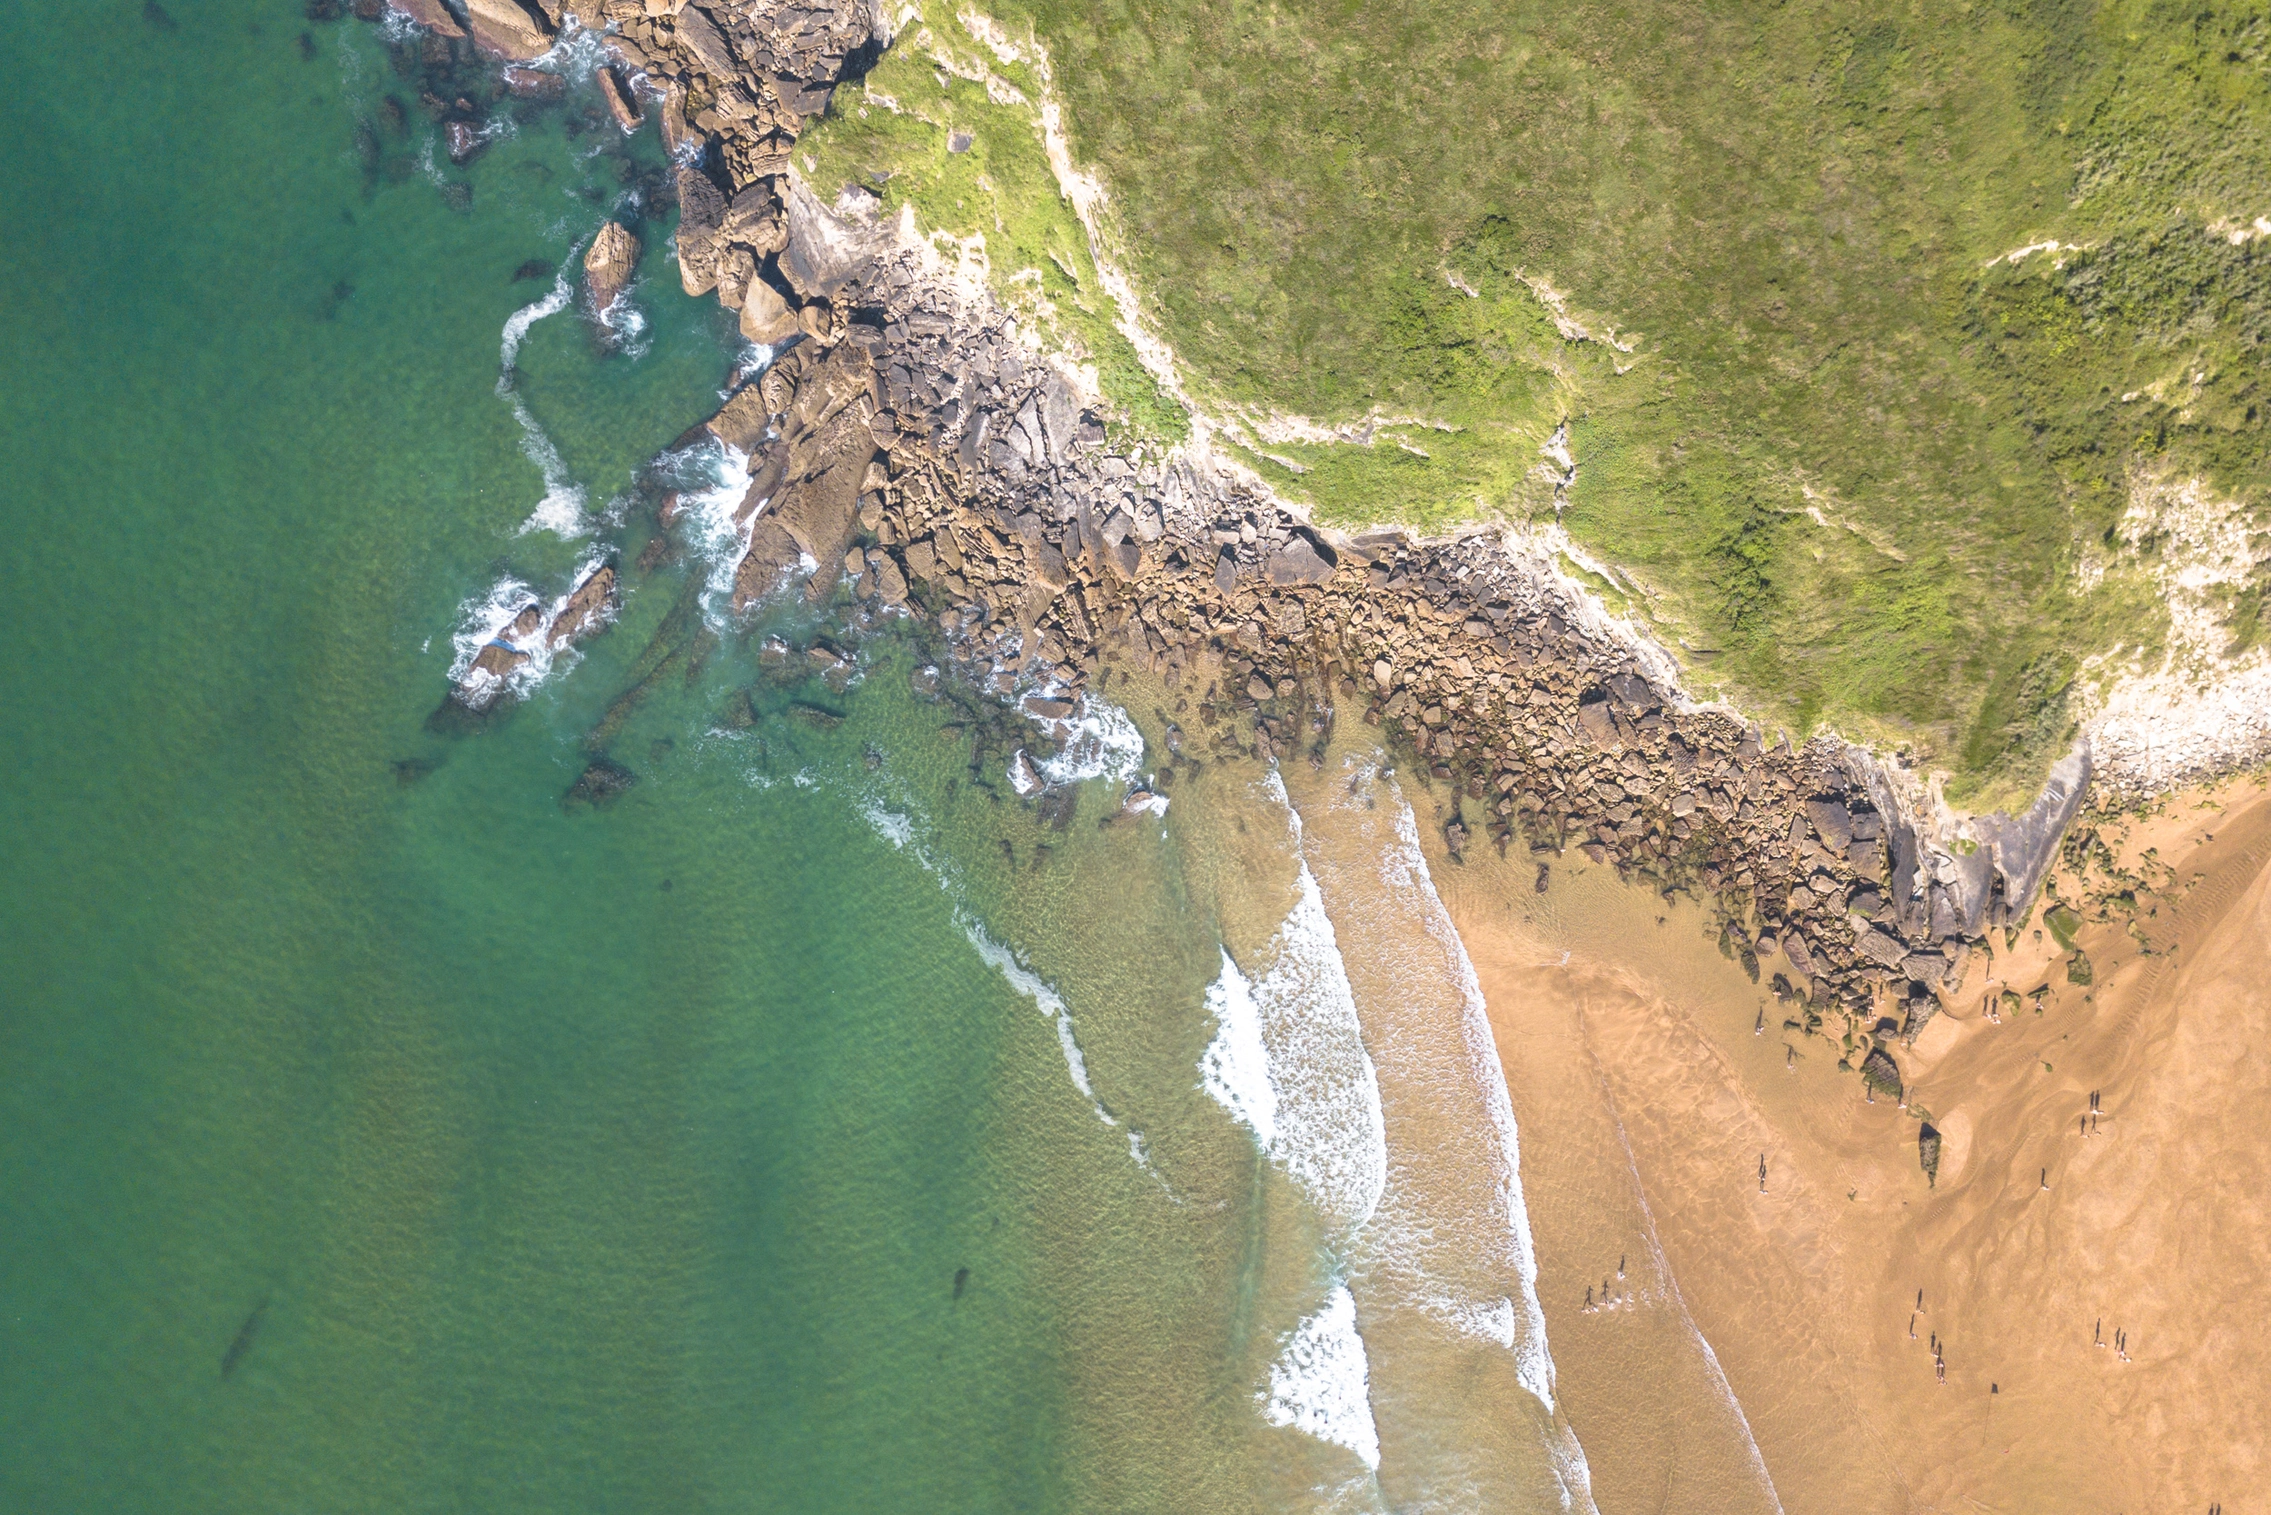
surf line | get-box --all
[849,780,1176,1193]
[497,241,590,538]
[1196,770,1392,1476]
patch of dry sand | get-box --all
[1426,772,2271,1514]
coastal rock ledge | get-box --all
[391,0,2112,1060]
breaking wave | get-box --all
[1260,1285,1382,1472]
[1380,786,1561,1416]
[1198,773,1387,1236]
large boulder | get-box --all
[582,221,639,312]
[674,164,728,296]
[733,348,880,607]
[670,4,740,76]
[1265,535,1335,586]
[461,0,552,59]
[597,66,641,131]
[738,276,798,344]
[704,383,771,454]
[544,563,617,646]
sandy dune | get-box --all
[1432,773,2271,1514]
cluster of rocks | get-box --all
[392,0,2092,1089]
[665,214,2054,1052]
[558,0,880,344]
[434,562,619,727]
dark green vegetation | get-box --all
[811,0,2271,802]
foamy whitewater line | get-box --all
[851,790,1123,1132]
[499,264,589,538]
[1198,771,1388,1238]
[669,437,761,623]
[1368,771,1598,1509]
[1033,696,1147,787]
[1260,1284,1382,1472]
[1382,786,1562,1417]
[1198,947,1277,1146]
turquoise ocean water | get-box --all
[0,6,1591,1510]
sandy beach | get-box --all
[1427,771,2271,1514]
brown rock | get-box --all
[597,65,642,130]
[734,352,880,606]
[462,0,551,59]
[738,277,798,344]
[1576,697,1620,749]
[563,757,638,809]
[674,164,727,295]
[500,63,564,97]
[386,0,464,36]
[444,119,486,165]
[875,555,908,605]
[1265,536,1335,586]
[670,3,739,76]
[705,383,771,454]
[582,220,639,311]
[545,563,618,646]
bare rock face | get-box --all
[732,343,881,608]
[674,164,728,296]
[467,603,543,687]
[738,275,798,344]
[545,563,617,647]
[597,65,642,131]
[583,221,639,312]
[461,0,552,59]
[444,120,487,165]
[385,0,464,37]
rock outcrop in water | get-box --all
[582,220,639,313]
[432,560,619,729]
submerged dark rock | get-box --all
[563,758,637,809]
[220,1297,268,1379]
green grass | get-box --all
[801,0,2271,803]
[798,9,1184,443]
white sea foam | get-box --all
[444,548,613,706]
[1201,774,1388,1236]
[1198,949,1278,1146]
[1260,1285,1382,1470]
[668,438,760,619]
[1034,695,1146,786]
[498,271,589,537]
[958,915,1111,1122]
[848,789,1120,1130]
[1379,789,1561,1416]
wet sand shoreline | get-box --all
[1431,772,2271,1513]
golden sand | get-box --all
[1426,771,2271,1513]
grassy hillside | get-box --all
[803,0,2271,805]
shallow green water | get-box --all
[0,8,1294,1510]
[0,7,1606,1510]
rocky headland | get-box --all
[393,0,2169,1108]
